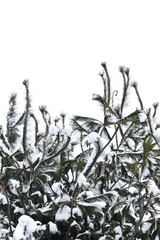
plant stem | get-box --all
[1,188,13,236]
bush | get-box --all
[1,64,160,239]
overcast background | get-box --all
[0,0,160,127]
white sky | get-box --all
[0,0,160,126]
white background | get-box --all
[0,0,160,126]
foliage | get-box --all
[1,64,160,239]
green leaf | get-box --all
[37,173,52,183]
[109,201,127,216]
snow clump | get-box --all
[13,215,44,240]
[99,236,106,240]
[9,179,20,195]
[138,112,146,122]
[0,192,7,205]
[55,205,71,221]
[85,132,100,144]
[52,182,64,195]
[77,174,89,187]
[48,221,58,234]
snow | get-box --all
[113,180,125,189]
[51,182,64,195]
[127,138,135,149]
[13,224,26,240]
[0,228,9,239]
[71,220,79,227]
[62,127,72,137]
[68,169,74,183]
[128,186,137,194]
[148,179,160,196]
[141,222,152,233]
[30,191,42,197]
[16,161,24,169]
[32,152,43,165]
[153,205,160,219]
[99,236,106,240]
[88,218,94,229]
[76,230,91,237]
[9,179,20,195]
[138,112,146,122]
[43,194,47,204]
[141,165,150,177]
[114,226,122,240]
[82,146,97,175]
[107,151,114,162]
[129,204,138,220]
[21,182,30,193]
[84,191,94,198]
[38,204,51,213]
[143,212,151,222]
[85,132,100,144]
[77,174,89,187]
[13,215,39,240]
[78,201,106,210]
[73,207,83,217]
[55,193,70,204]
[78,191,94,200]
[48,221,58,234]
[115,235,122,240]
[55,205,71,221]
[13,206,25,214]
[50,125,59,136]
[0,192,7,205]
[0,139,11,155]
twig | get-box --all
[0,186,13,236]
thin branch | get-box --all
[129,197,151,240]
[132,81,144,110]
[84,126,119,177]
[0,187,13,236]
